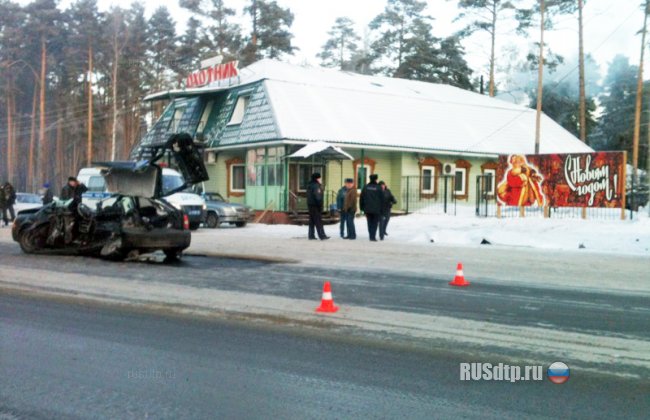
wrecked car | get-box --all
[12,133,209,261]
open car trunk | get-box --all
[95,133,209,199]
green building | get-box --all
[136,59,592,216]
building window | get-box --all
[169,105,186,132]
[298,164,324,192]
[454,168,467,196]
[195,100,215,136]
[228,95,250,125]
[246,148,265,186]
[453,159,472,200]
[483,169,496,196]
[226,157,245,197]
[421,166,435,194]
[231,165,245,192]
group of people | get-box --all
[0,182,17,227]
[307,173,396,242]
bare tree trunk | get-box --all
[28,78,38,191]
[578,0,586,142]
[110,21,123,161]
[56,110,63,184]
[632,0,649,188]
[39,36,47,184]
[6,81,13,183]
[534,0,545,154]
[489,1,497,97]
[87,43,94,166]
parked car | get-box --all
[203,193,252,228]
[77,167,206,231]
[14,193,43,213]
[12,133,209,260]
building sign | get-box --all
[496,152,626,208]
[185,61,239,88]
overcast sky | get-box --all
[28,0,646,85]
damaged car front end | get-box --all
[13,133,209,261]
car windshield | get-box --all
[17,194,41,204]
[162,174,186,195]
[206,193,225,202]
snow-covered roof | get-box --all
[286,141,354,160]
[149,59,593,155]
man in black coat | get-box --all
[360,174,384,241]
[60,177,88,211]
[2,182,16,226]
[306,172,329,240]
[379,181,397,240]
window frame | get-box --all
[297,164,324,192]
[454,167,467,196]
[421,165,436,194]
[230,164,246,193]
[227,95,251,126]
[483,168,496,196]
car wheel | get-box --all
[206,212,219,229]
[189,222,200,231]
[164,248,183,262]
[19,225,47,254]
[235,222,247,228]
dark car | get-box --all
[203,193,253,228]
[12,133,209,261]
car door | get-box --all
[166,133,209,186]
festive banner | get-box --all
[496,152,626,208]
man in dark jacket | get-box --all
[342,178,358,240]
[379,181,397,240]
[42,182,54,205]
[336,180,350,238]
[360,174,384,241]
[0,184,6,227]
[2,182,16,226]
[306,172,329,240]
[60,177,87,210]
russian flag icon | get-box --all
[547,362,570,384]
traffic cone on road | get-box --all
[449,263,470,287]
[316,281,339,313]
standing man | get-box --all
[0,183,6,227]
[42,182,54,205]
[336,180,349,238]
[306,172,329,241]
[342,178,357,240]
[2,182,16,226]
[360,174,384,241]
[379,181,397,240]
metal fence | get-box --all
[401,175,458,215]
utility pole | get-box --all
[87,43,93,165]
[632,0,649,194]
[534,0,545,155]
[578,0,587,142]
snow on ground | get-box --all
[219,206,650,256]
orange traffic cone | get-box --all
[316,281,339,313]
[449,263,470,287]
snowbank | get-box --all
[218,207,649,256]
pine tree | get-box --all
[368,0,429,76]
[454,0,520,96]
[147,6,178,116]
[317,17,360,70]
[179,0,242,62]
[242,0,296,65]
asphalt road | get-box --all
[1,241,648,342]
[1,293,648,419]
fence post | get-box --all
[544,206,550,218]
[406,176,410,214]
[497,204,502,219]
[475,176,480,216]
[581,207,587,220]
[519,206,525,218]
[443,176,448,214]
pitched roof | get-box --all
[151,59,593,155]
